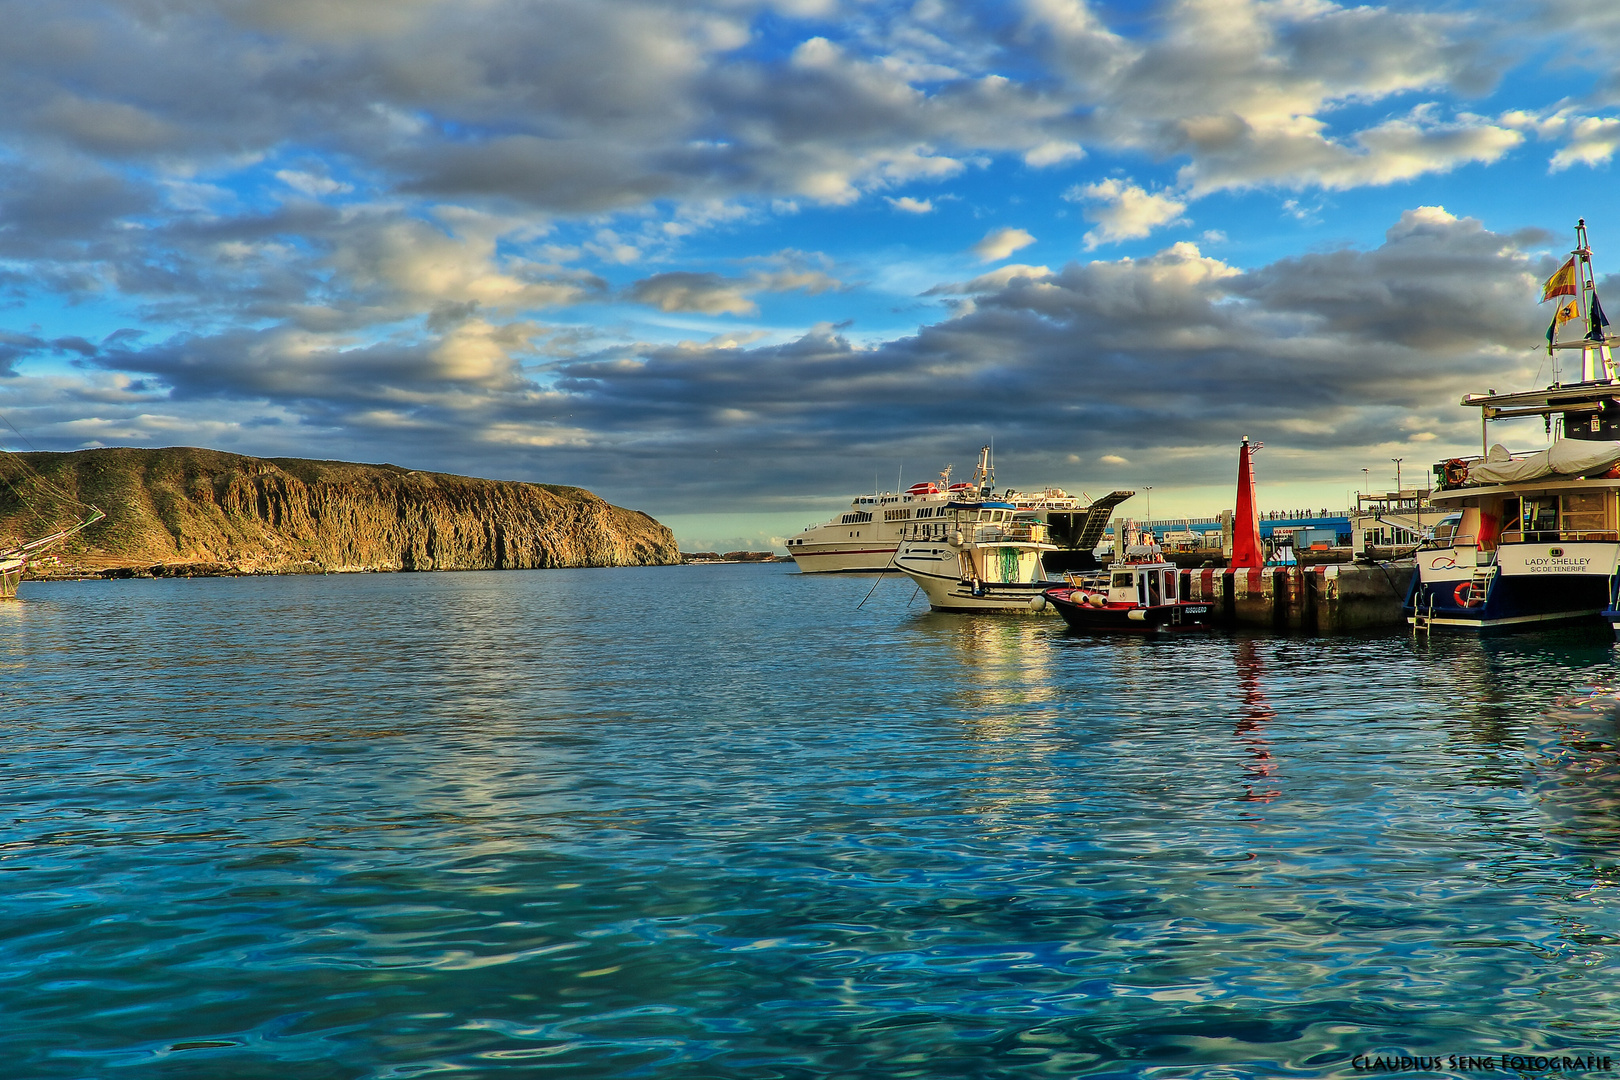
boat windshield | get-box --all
[1111,572,1133,589]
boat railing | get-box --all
[1499,530,1620,544]
[970,524,1042,544]
[1417,532,1478,549]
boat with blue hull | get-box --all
[1407,220,1620,633]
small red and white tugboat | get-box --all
[1042,531,1213,633]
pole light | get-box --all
[1393,458,1405,542]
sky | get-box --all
[4,0,1620,551]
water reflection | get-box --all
[1233,638,1280,803]
[9,570,1620,1075]
[907,613,1059,715]
[1526,686,1620,861]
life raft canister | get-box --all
[1453,580,1483,608]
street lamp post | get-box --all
[1145,486,1153,536]
[1393,458,1406,542]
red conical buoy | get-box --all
[1230,436,1263,569]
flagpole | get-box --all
[1577,219,1591,384]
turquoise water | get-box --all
[5,564,1620,1078]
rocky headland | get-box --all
[0,447,680,578]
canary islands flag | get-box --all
[1543,257,1579,302]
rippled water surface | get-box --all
[7,564,1620,1078]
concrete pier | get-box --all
[1181,561,1413,633]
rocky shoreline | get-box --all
[4,447,681,579]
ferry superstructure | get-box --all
[785,446,1131,573]
[784,477,962,574]
[1407,220,1620,632]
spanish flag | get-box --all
[1543,257,1579,302]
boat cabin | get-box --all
[1108,562,1178,607]
[942,501,1048,544]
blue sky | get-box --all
[4,0,1620,549]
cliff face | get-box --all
[0,447,680,573]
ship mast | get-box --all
[1550,218,1614,386]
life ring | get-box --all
[1442,458,1468,487]
[1453,581,1482,608]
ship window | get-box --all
[1522,496,1559,538]
[1148,571,1162,606]
[1111,572,1133,589]
[1164,570,1176,600]
[1561,492,1606,535]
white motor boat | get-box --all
[893,501,1059,612]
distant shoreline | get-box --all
[679,551,789,565]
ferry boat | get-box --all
[892,501,1060,612]
[785,446,1129,573]
[1043,534,1213,633]
[784,472,964,574]
[1406,219,1620,633]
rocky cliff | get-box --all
[0,447,679,575]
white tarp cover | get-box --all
[1468,439,1620,484]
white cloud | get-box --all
[926,264,1054,295]
[1023,140,1084,167]
[886,196,934,213]
[972,227,1036,262]
[275,169,353,196]
[1066,178,1187,248]
[1503,109,1620,170]
[625,264,841,315]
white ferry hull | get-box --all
[787,542,898,574]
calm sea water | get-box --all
[6,564,1620,1078]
